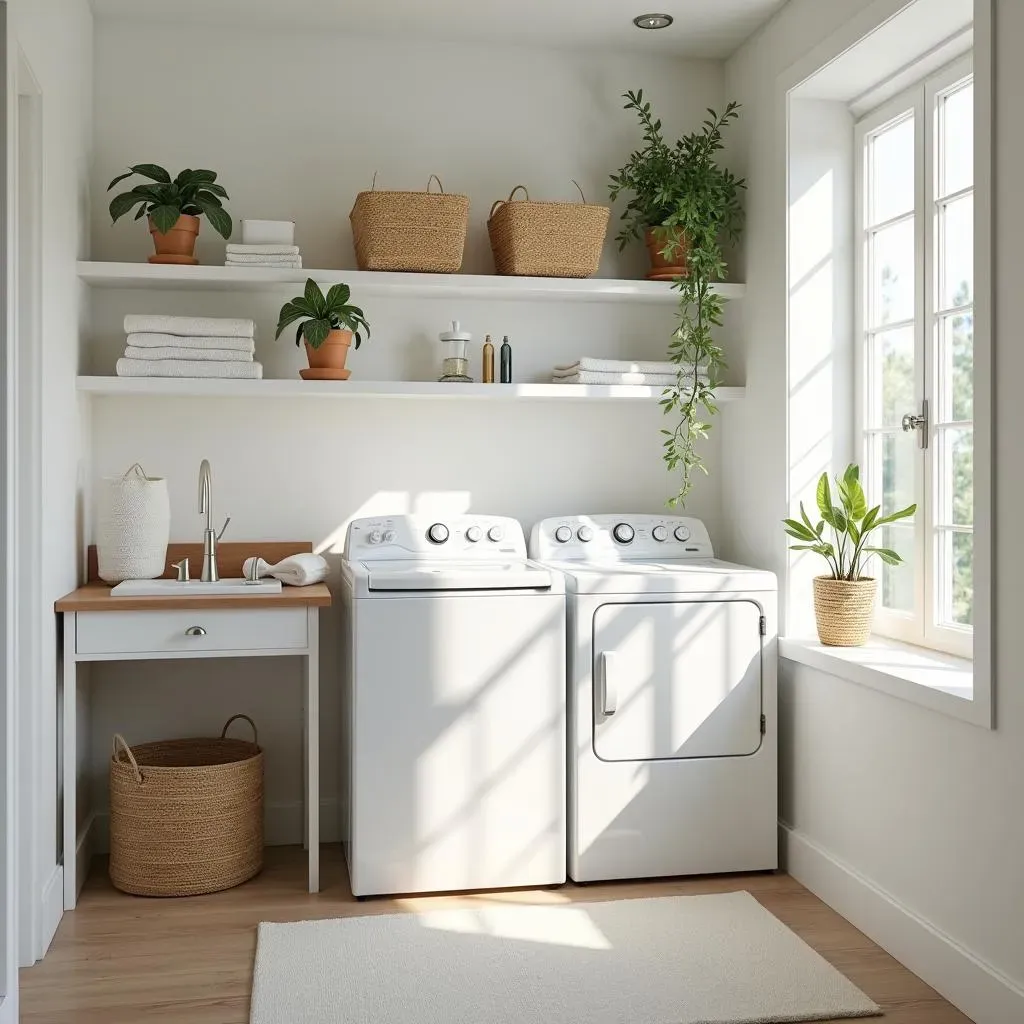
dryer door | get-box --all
[592,599,762,761]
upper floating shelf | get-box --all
[76,262,746,304]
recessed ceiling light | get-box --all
[633,13,674,30]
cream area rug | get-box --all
[250,891,880,1024]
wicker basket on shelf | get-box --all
[109,714,263,897]
[812,576,878,647]
[487,183,609,278]
[350,174,469,273]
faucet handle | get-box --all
[246,556,263,583]
[216,516,231,542]
[171,558,190,582]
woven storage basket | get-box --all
[95,463,170,583]
[350,174,469,273]
[109,715,263,897]
[813,576,878,647]
[487,183,609,278]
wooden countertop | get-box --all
[56,541,332,611]
[55,581,332,612]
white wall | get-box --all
[84,22,737,846]
[8,0,93,964]
[725,0,1024,1019]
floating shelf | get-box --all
[76,261,746,304]
[76,377,747,402]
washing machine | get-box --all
[341,514,566,897]
[529,514,777,882]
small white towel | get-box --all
[553,371,706,385]
[226,244,300,256]
[124,315,255,339]
[225,253,303,267]
[243,552,328,587]
[126,332,255,354]
[116,358,264,379]
[125,345,253,362]
[554,358,707,374]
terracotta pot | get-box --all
[304,329,352,377]
[813,576,878,647]
[644,226,689,279]
[148,213,200,265]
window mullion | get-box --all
[915,83,930,645]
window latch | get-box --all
[901,399,929,449]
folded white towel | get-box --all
[225,253,303,267]
[116,358,264,379]
[243,552,328,587]
[124,315,255,339]
[226,244,300,256]
[126,332,255,354]
[554,358,707,375]
[553,371,707,386]
[225,258,303,269]
[124,345,254,362]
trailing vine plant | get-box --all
[610,92,745,505]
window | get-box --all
[855,54,974,659]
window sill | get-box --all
[778,635,989,727]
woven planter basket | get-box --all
[487,183,609,278]
[350,174,469,273]
[813,576,878,647]
[109,715,263,897]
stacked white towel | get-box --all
[552,358,709,386]
[116,315,263,379]
[225,243,302,269]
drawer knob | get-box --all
[184,625,207,637]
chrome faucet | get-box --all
[198,459,231,582]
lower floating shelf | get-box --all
[76,377,746,402]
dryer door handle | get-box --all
[599,651,618,716]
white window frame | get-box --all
[854,52,974,660]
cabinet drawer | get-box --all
[76,608,308,656]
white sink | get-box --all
[110,578,283,596]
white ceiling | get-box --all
[89,0,789,59]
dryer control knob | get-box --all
[368,529,383,545]
[674,525,691,542]
[613,523,635,544]
[652,525,668,542]
[577,525,594,543]
[554,526,572,543]
[382,530,396,543]
[427,523,450,544]
[466,525,482,543]
[487,525,505,542]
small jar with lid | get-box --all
[438,320,473,383]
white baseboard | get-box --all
[0,993,18,1024]
[89,798,341,855]
[782,824,1024,1024]
[39,865,63,959]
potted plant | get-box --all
[610,91,745,506]
[107,164,233,265]
[783,464,916,646]
[276,278,370,381]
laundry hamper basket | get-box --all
[487,183,609,278]
[95,462,170,583]
[350,174,469,273]
[109,715,263,897]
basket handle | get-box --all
[488,185,530,221]
[571,179,586,203]
[426,174,446,194]
[369,170,378,191]
[122,462,154,482]
[112,734,143,784]
[221,713,258,747]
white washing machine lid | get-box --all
[542,557,777,595]
[359,559,554,592]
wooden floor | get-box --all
[20,847,973,1024]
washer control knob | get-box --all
[368,529,383,545]
[487,525,505,542]
[466,525,483,543]
[613,523,635,544]
[427,523,449,544]
[554,525,572,543]
[652,525,668,542]
[577,525,594,543]
[674,525,691,542]
[383,529,396,543]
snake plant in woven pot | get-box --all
[783,464,916,646]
